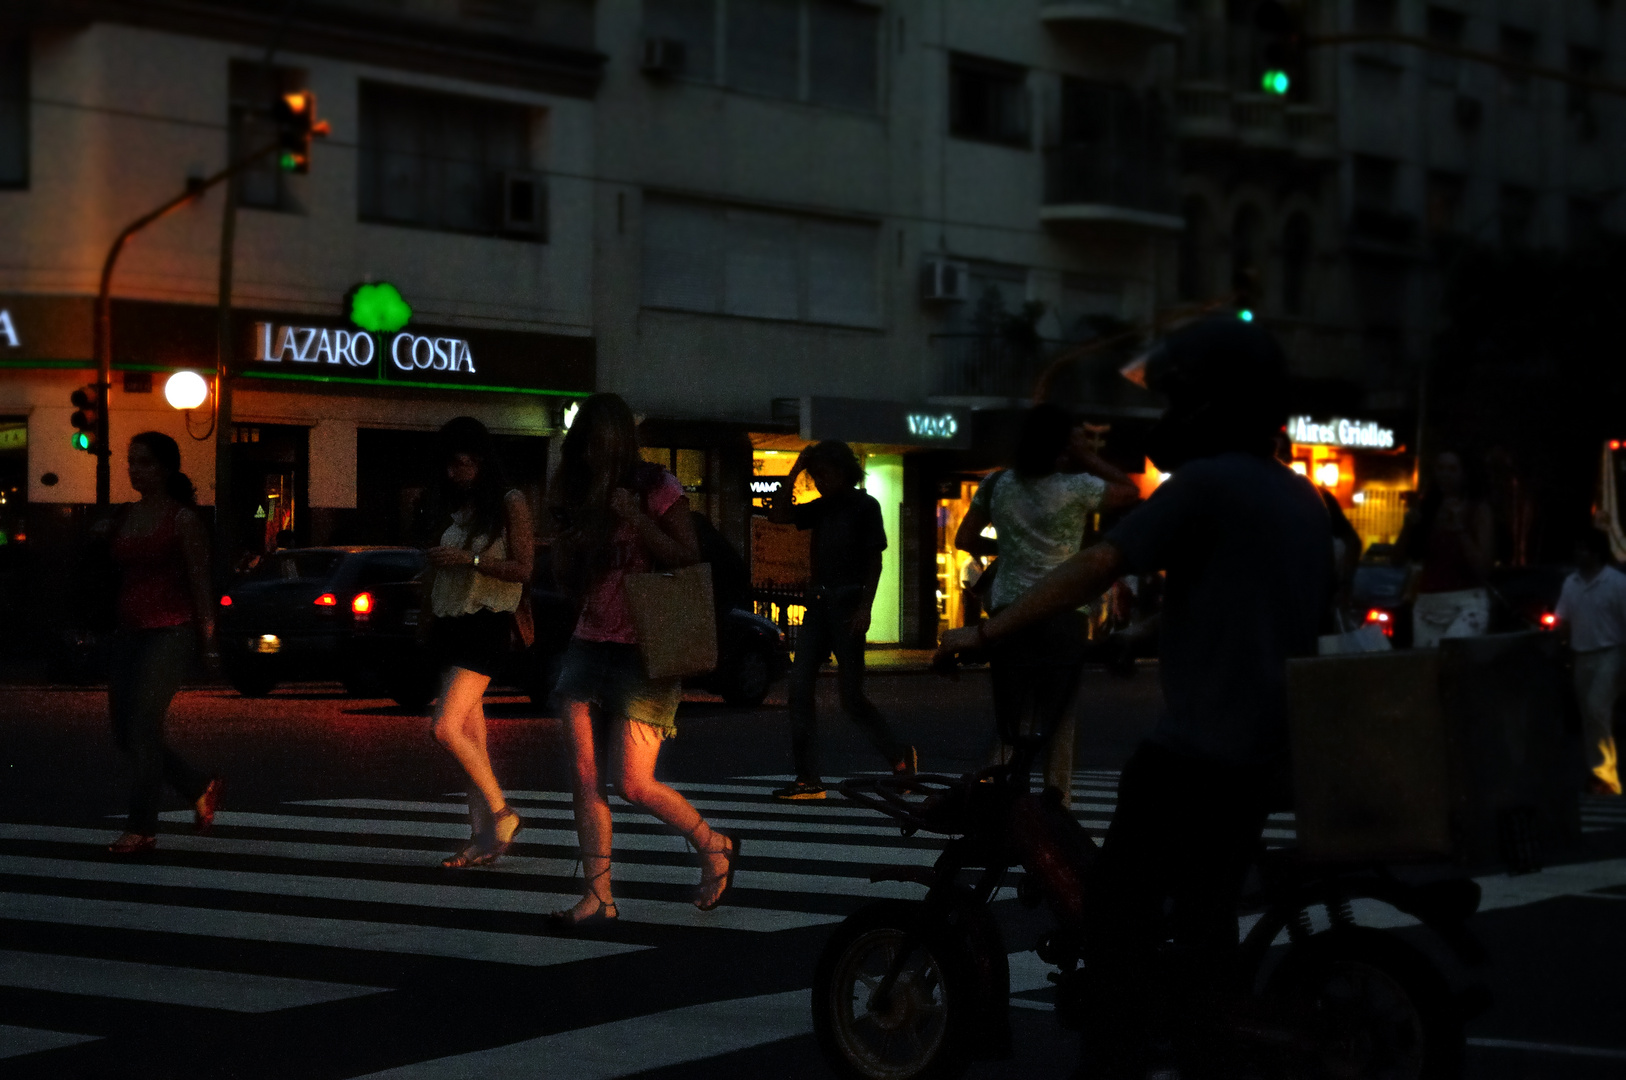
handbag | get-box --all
[1317,608,1392,656]
[623,562,719,679]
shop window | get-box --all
[640,445,713,517]
[644,0,879,113]
[642,197,879,327]
[358,82,536,237]
[0,33,27,189]
[950,54,1029,147]
[229,61,304,212]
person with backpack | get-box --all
[954,404,1139,804]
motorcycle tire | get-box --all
[812,900,980,1080]
[1267,926,1465,1080]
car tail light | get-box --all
[314,593,337,607]
[1366,608,1395,637]
[1541,613,1558,629]
[351,592,373,616]
[219,595,232,607]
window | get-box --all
[950,55,1029,147]
[230,61,303,211]
[0,33,27,188]
[1231,205,1266,306]
[1178,197,1211,301]
[1282,214,1313,316]
[1353,0,1397,32]
[642,197,880,327]
[358,82,535,237]
[646,0,717,81]
[643,0,880,112]
[1500,185,1536,247]
[1500,26,1536,101]
[1353,154,1399,209]
[1425,7,1465,84]
[1568,45,1602,133]
[1425,171,1466,236]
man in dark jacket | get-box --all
[938,319,1332,1078]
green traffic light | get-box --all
[71,432,90,451]
[279,151,300,172]
[1261,69,1291,96]
[1238,309,1255,323]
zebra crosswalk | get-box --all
[1,772,1622,1078]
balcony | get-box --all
[1041,142,1181,233]
[1285,105,1338,162]
[1175,82,1235,142]
[931,334,1069,400]
[1233,94,1288,152]
[1041,0,1184,43]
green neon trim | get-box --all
[237,369,585,396]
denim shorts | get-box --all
[552,639,682,737]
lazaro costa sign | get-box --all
[254,322,477,375]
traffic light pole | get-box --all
[91,142,280,506]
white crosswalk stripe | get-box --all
[4,769,1621,1078]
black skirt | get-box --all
[429,609,512,678]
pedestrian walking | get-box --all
[423,417,532,868]
[546,393,737,928]
[954,403,1139,805]
[100,432,222,856]
[1399,450,1495,647]
[767,441,914,801]
[1555,529,1626,796]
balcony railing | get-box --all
[1233,94,1288,150]
[931,334,1071,400]
[1285,105,1338,160]
[1043,141,1176,216]
[1175,82,1235,141]
[1041,0,1183,40]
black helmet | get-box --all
[1123,318,1288,472]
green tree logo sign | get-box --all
[347,282,413,333]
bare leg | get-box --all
[465,698,495,839]
[615,720,732,908]
[432,667,508,820]
[561,699,615,920]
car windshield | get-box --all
[1352,565,1407,600]
[254,551,344,581]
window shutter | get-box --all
[643,199,724,313]
[804,218,879,327]
[723,208,800,319]
[809,1,879,111]
[726,0,800,99]
[645,0,717,80]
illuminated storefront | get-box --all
[1286,414,1413,551]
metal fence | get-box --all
[751,585,808,653]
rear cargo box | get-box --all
[1286,631,1581,871]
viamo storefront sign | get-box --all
[254,322,477,376]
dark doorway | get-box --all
[229,424,309,569]
[356,427,548,547]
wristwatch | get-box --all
[471,554,481,569]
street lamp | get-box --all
[165,370,210,411]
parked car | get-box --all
[217,547,427,697]
[1352,560,1568,649]
[1351,561,1414,648]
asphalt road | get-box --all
[0,667,1623,1079]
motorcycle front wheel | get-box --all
[812,900,979,1080]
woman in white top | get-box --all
[423,417,534,868]
[955,404,1140,801]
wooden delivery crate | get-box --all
[1286,631,1581,871]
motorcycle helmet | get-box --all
[1122,317,1288,472]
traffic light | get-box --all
[1254,1,1304,98]
[69,384,99,453]
[272,91,330,174]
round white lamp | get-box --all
[165,370,210,411]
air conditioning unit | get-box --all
[500,171,547,238]
[640,37,687,78]
[921,257,971,303]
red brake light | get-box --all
[1541,613,1558,628]
[219,595,232,607]
[1365,609,1390,624]
[351,592,373,615]
[314,593,337,606]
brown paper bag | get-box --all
[623,562,718,679]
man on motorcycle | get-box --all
[937,317,1332,1078]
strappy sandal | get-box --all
[546,862,618,934]
[441,842,497,869]
[692,833,740,912]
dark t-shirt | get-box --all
[1105,453,1331,766]
[793,488,888,590]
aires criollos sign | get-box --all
[253,322,478,375]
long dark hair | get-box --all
[1012,403,1076,479]
[1403,448,1485,561]
[130,431,196,505]
[548,393,647,597]
[436,417,511,544]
